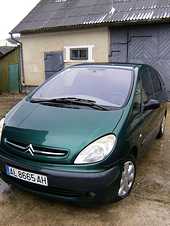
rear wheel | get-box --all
[157,116,166,139]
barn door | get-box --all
[128,32,157,65]
[109,28,128,63]
[8,64,20,93]
[110,25,170,99]
[128,27,170,99]
[44,51,64,80]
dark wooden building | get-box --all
[0,46,20,93]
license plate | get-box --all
[5,165,48,187]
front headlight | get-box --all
[74,134,116,164]
[0,118,5,142]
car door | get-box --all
[127,74,144,155]
[140,66,159,148]
[151,68,166,124]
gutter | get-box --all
[9,32,25,90]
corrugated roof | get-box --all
[12,0,170,33]
[0,46,15,56]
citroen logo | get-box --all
[25,144,35,156]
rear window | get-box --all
[31,67,133,107]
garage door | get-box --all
[110,24,170,99]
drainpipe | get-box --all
[9,32,25,91]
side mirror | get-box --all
[144,99,160,111]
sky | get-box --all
[0,0,40,40]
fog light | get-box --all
[88,192,96,198]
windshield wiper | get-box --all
[31,97,96,104]
[31,97,109,111]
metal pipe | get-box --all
[9,32,25,89]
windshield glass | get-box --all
[31,66,133,107]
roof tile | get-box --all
[12,0,170,33]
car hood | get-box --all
[3,100,124,163]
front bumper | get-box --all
[0,148,121,204]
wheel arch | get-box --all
[129,146,138,160]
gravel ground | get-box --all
[0,94,169,226]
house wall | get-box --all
[0,48,20,92]
[21,27,110,86]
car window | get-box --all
[151,68,162,94]
[141,68,154,104]
[133,77,142,115]
[31,67,133,107]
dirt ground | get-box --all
[0,94,169,226]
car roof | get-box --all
[72,63,146,70]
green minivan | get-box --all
[0,63,167,204]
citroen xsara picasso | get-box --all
[0,63,167,204]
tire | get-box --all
[157,116,166,139]
[112,155,136,202]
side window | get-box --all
[151,69,162,94]
[141,68,154,104]
[133,78,142,115]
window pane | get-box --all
[70,48,88,60]
[71,50,79,59]
[80,49,88,59]
[141,68,154,103]
[32,67,133,107]
[133,79,142,114]
[151,69,162,93]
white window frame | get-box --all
[64,45,95,63]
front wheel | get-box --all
[112,156,136,202]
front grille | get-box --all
[4,138,68,158]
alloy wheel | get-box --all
[118,161,135,197]
[161,116,166,134]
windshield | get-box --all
[31,66,133,107]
